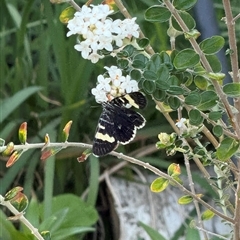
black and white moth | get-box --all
[92,91,147,156]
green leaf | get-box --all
[123,45,136,56]
[142,80,156,94]
[172,11,196,31]
[206,55,222,73]
[197,91,218,111]
[39,194,98,232]
[168,163,181,176]
[186,226,201,240]
[117,59,129,69]
[145,6,171,22]
[153,89,166,101]
[150,53,162,69]
[0,86,42,123]
[41,231,51,240]
[199,36,225,54]
[194,76,208,90]
[159,51,172,66]
[132,54,149,69]
[178,195,193,204]
[167,86,185,95]
[193,64,207,75]
[156,80,170,90]
[213,125,223,137]
[184,92,201,106]
[139,221,166,240]
[167,96,181,110]
[216,137,240,161]
[59,6,75,24]
[137,38,149,48]
[86,155,99,206]
[130,69,142,81]
[223,83,240,97]
[143,70,158,80]
[156,65,170,81]
[168,75,180,85]
[0,209,21,239]
[201,209,215,221]
[189,109,204,126]
[207,72,225,81]
[173,0,197,10]
[4,186,23,201]
[52,227,94,240]
[150,177,169,193]
[208,111,222,121]
[182,72,193,86]
[173,49,200,69]
[10,192,29,212]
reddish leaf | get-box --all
[4,186,23,201]
[6,150,23,167]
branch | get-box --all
[163,0,240,139]
[0,195,44,240]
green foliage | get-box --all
[145,6,171,23]
[139,221,166,240]
[201,209,215,221]
[150,177,169,193]
[173,49,200,69]
[0,194,98,240]
[223,83,240,97]
[1,0,240,239]
[0,86,42,124]
[216,138,240,161]
[199,36,225,55]
[178,195,193,204]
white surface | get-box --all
[109,176,232,240]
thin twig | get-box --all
[0,195,44,240]
[163,0,240,139]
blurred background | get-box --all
[0,0,239,239]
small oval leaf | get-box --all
[173,0,197,10]
[173,49,200,69]
[167,96,181,110]
[171,11,196,31]
[201,209,215,221]
[216,137,240,161]
[189,109,204,126]
[59,6,76,24]
[145,6,171,23]
[142,80,156,94]
[185,92,201,106]
[200,36,225,55]
[197,91,218,111]
[213,125,223,137]
[208,111,222,121]
[223,83,240,97]
[150,177,169,193]
[194,75,208,90]
[178,195,193,204]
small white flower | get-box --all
[175,118,187,128]
[92,66,140,103]
[120,76,139,93]
[66,4,140,63]
[74,42,91,59]
[91,85,108,103]
[97,75,111,92]
[88,51,104,63]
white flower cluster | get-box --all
[67,4,139,63]
[91,66,139,103]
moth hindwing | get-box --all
[92,92,147,157]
